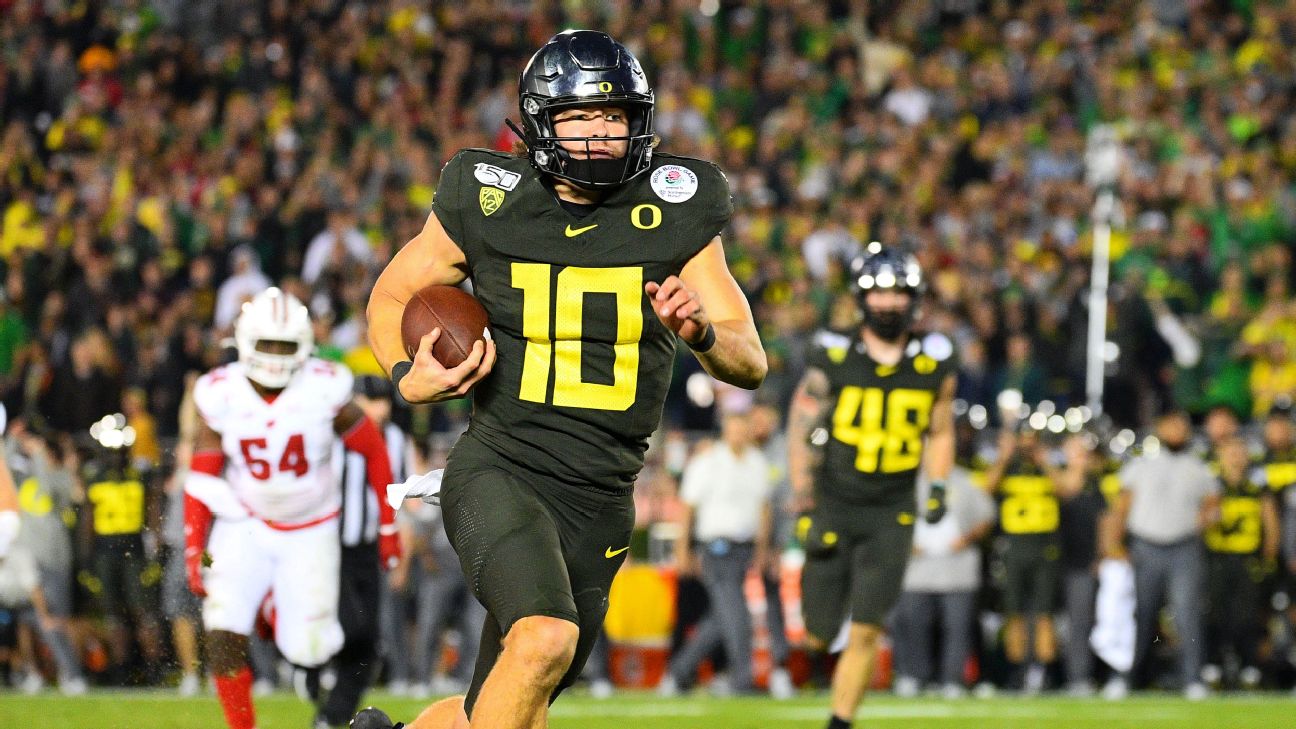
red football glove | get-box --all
[378,526,402,571]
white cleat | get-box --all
[60,677,88,696]
[20,672,44,695]
[1101,676,1129,701]
[656,674,681,698]
[768,668,794,700]
[590,678,614,700]
[892,675,920,698]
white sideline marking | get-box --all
[549,701,1189,722]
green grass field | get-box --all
[2,690,1294,729]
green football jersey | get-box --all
[807,329,957,507]
[431,149,732,487]
[996,459,1060,536]
[1205,473,1268,555]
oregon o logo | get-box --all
[598,81,614,92]
[631,204,662,230]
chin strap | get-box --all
[505,117,529,146]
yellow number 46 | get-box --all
[512,263,643,411]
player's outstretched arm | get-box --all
[650,237,767,390]
[787,367,830,513]
[367,209,470,375]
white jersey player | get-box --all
[183,287,400,729]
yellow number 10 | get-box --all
[511,263,643,411]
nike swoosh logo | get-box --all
[565,223,599,237]
[605,546,630,559]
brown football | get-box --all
[401,284,490,368]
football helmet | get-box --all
[513,29,654,189]
[235,287,313,389]
[848,242,925,341]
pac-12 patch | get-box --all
[650,164,698,203]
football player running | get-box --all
[184,288,400,729]
[788,245,956,729]
[358,29,765,729]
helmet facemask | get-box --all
[850,245,925,342]
[513,30,656,189]
[517,96,655,189]
[235,288,314,390]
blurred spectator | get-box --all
[1109,409,1220,699]
[1202,437,1278,690]
[1258,408,1296,577]
[8,420,85,694]
[301,207,372,287]
[983,428,1069,693]
[160,419,202,697]
[213,246,271,331]
[660,411,772,697]
[1055,434,1117,697]
[76,425,165,684]
[1197,403,1242,469]
[748,401,794,699]
[41,331,121,433]
[891,469,995,699]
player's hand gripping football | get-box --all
[646,276,711,347]
[400,328,496,403]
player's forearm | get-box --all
[756,503,773,551]
[675,504,694,561]
[787,413,817,495]
[983,457,1009,491]
[691,320,767,390]
[0,451,17,512]
[1102,494,1131,557]
[1263,498,1280,561]
[367,285,408,376]
[925,428,954,482]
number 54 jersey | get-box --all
[808,329,957,508]
[193,359,354,524]
[431,149,732,489]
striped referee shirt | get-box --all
[334,421,409,548]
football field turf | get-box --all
[3,690,1293,728]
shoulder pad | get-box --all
[813,330,852,351]
[1250,466,1268,487]
[193,366,236,427]
[300,358,355,413]
[921,332,954,361]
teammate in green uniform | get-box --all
[788,244,956,729]
[983,428,1067,692]
[359,29,766,729]
[1202,436,1278,688]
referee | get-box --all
[311,375,410,729]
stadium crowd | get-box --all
[2,0,1296,701]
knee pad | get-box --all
[277,617,344,668]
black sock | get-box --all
[806,648,830,689]
[826,716,852,729]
